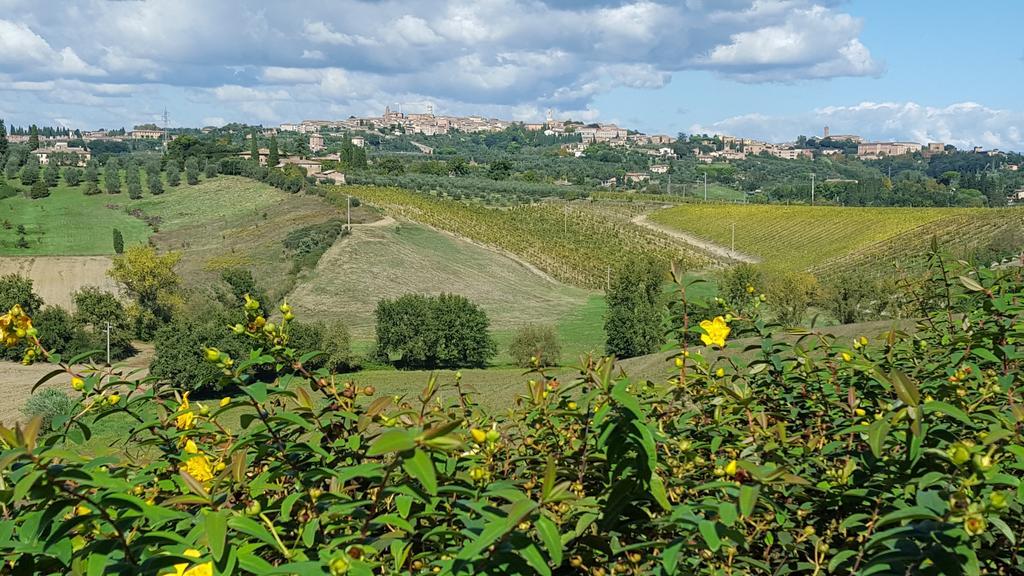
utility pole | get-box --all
[667,174,672,195]
[810,173,816,205]
[703,172,708,201]
[346,195,351,227]
[105,322,111,366]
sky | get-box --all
[1,0,1023,150]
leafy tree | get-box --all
[4,155,19,180]
[0,273,44,315]
[84,181,101,195]
[104,159,120,194]
[268,135,279,167]
[487,158,513,180]
[43,163,59,187]
[0,119,8,162]
[184,157,200,185]
[374,293,496,369]
[376,157,405,175]
[219,268,267,315]
[112,228,124,254]
[765,271,819,326]
[107,245,182,323]
[604,258,664,358]
[29,178,50,199]
[151,313,247,392]
[166,163,181,186]
[508,323,561,367]
[20,154,39,186]
[28,125,39,150]
[719,263,763,305]
[203,161,218,179]
[32,306,76,357]
[83,159,99,183]
[63,167,82,186]
[73,286,135,360]
[819,271,880,324]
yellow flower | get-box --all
[470,428,487,444]
[841,352,852,362]
[715,367,725,378]
[183,439,200,454]
[724,460,739,476]
[219,397,230,407]
[0,305,33,348]
[963,514,986,536]
[184,455,214,482]
[176,392,196,430]
[699,316,730,348]
[169,549,213,576]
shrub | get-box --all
[63,167,82,186]
[819,270,882,323]
[508,323,561,367]
[166,163,181,186]
[0,254,1021,574]
[21,388,77,432]
[150,313,248,392]
[719,262,763,305]
[185,157,200,185]
[604,258,664,358]
[83,181,100,195]
[29,178,50,199]
[375,293,496,368]
[765,270,819,326]
[112,228,124,254]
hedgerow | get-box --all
[0,252,1021,574]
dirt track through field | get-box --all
[0,256,119,310]
[0,344,154,427]
[631,212,761,264]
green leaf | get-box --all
[924,401,973,426]
[228,516,283,552]
[649,473,671,511]
[456,499,538,561]
[535,515,563,566]
[402,449,437,495]
[205,510,227,562]
[875,506,941,529]
[698,520,721,551]
[889,370,920,407]
[31,369,66,394]
[243,381,268,404]
[367,429,416,456]
[867,418,891,459]
[718,501,737,527]
[739,485,759,517]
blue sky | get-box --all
[1,1,1022,149]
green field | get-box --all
[288,219,607,364]
[648,203,1024,272]
[0,181,151,255]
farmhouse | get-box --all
[129,129,164,140]
[309,133,325,153]
[318,170,346,184]
[624,172,649,184]
[277,156,322,175]
[650,164,670,174]
[237,148,272,166]
[32,142,91,166]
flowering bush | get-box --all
[0,254,1021,574]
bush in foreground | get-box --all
[0,254,1021,575]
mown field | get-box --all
[288,218,607,364]
[648,203,1024,273]
[0,181,151,255]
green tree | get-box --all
[219,268,267,315]
[43,162,59,187]
[4,155,19,180]
[107,245,182,323]
[184,157,200,185]
[104,158,121,194]
[487,159,513,180]
[63,167,82,186]
[0,119,8,162]
[28,125,39,151]
[604,258,664,358]
[166,163,181,187]
[0,273,44,315]
[112,228,124,254]
[719,263,763,305]
[29,178,50,199]
[249,129,259,160]
[72,286,135,360]
[819,271,879,324]
[20,154,39,186]
[83,159,99,183]
[268,134,279,167]
[147,170,164,195]
[508,323,561,367]
[374,293,496,369]
[84,181,100,195]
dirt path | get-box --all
[0,342,154,426]
[631,212,761,264]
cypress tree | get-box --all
[113,229,124,254]
[268,135,279,167]
[28,125,39,150]
[0,119,8,162]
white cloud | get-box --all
[303,20,377,47]
[700,6,882,81]
[691,101,1024,150]
[301,49,325,60]
[0,19,104,76]
[391,15,443,45]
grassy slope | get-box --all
[137,176,347,302]
[0,180,151,255]
[647,204,1022,272]
[287,219,606,364]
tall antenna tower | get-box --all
[427,103,434,116]
[162,107,169,150]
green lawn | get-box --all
[0,179,151,255]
